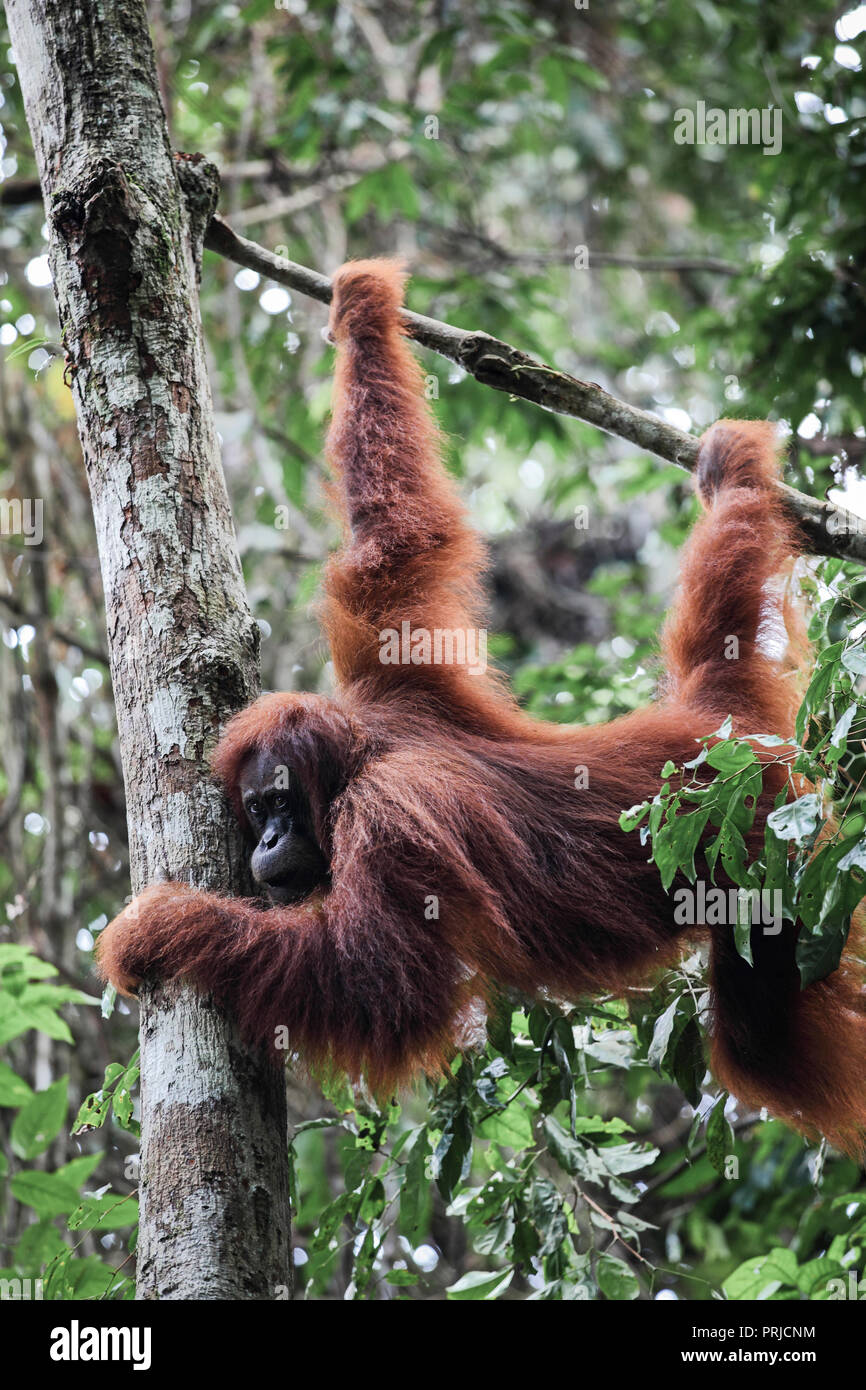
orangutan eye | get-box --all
[273,794,289,811]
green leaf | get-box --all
[432,1109,473,1203]
[725,766,764,835]
[398,1126,430,1241]
[472,1210,516,1257]
[19,1005,74,1045]
[814,640,844,669]
[763,798,792,895]
[647,997,681,1071]
[358,1178,386,1225]
[446,1268,513,1300]
[827,702,857,761]
[716,820,749,886]
[842,644,866,676]
[706,741,757,774]
[598,1141,660,1177]
[45,1252,125,1301]
[527,1003,556,1047]
[528,1176,568,1257]
[0,1061,34,1107]
[0,995,35,1047]
[705,1096,734,1176]
[74,1091,110,1132]
[796,915,850,988]
[619,801,649,832]
[766,794,823,844]
[542,1115,585,1175]
[796,1256,848,1298]
[68,1192,139,1230]
[734,890,754,967]
[478,1103,533,1151]
[596,1254,639,1300]
[11,1077,68,1159]
[13,1218,68,1269]
[839,840,866,873]
[670,1018,705,1107]
[0,944,58,975]
[60,1154,102,1187]
[10,1170,82,1219]
[723,1248,799,1300]
[796,663,835,741]
[650,820,680,891]
[292,1116,347,1135]
[570,1114,632,1136]
[669,807,711,884]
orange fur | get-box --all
[97,261,866,1153]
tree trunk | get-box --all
[6,0,291,1299]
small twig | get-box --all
[0,592,109,666]
[426,224,739,276]
[574,1183,651,1267]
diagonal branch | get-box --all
[204,215,866,566]
[423,223,739,275]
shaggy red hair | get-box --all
[97,260,866,1154]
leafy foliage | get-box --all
[289,999,662,1301]
[621,559,866,988]
[0,951,135,1300]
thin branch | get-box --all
[0,592,109,667]
[0,160,287,207]
[797,434,866,461]
[574,1182,651,1267]
[426,224,739,276]
[0,177,42,205]
[0,158,735,274]
[521,250,739,275]
[204,215,866,566]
